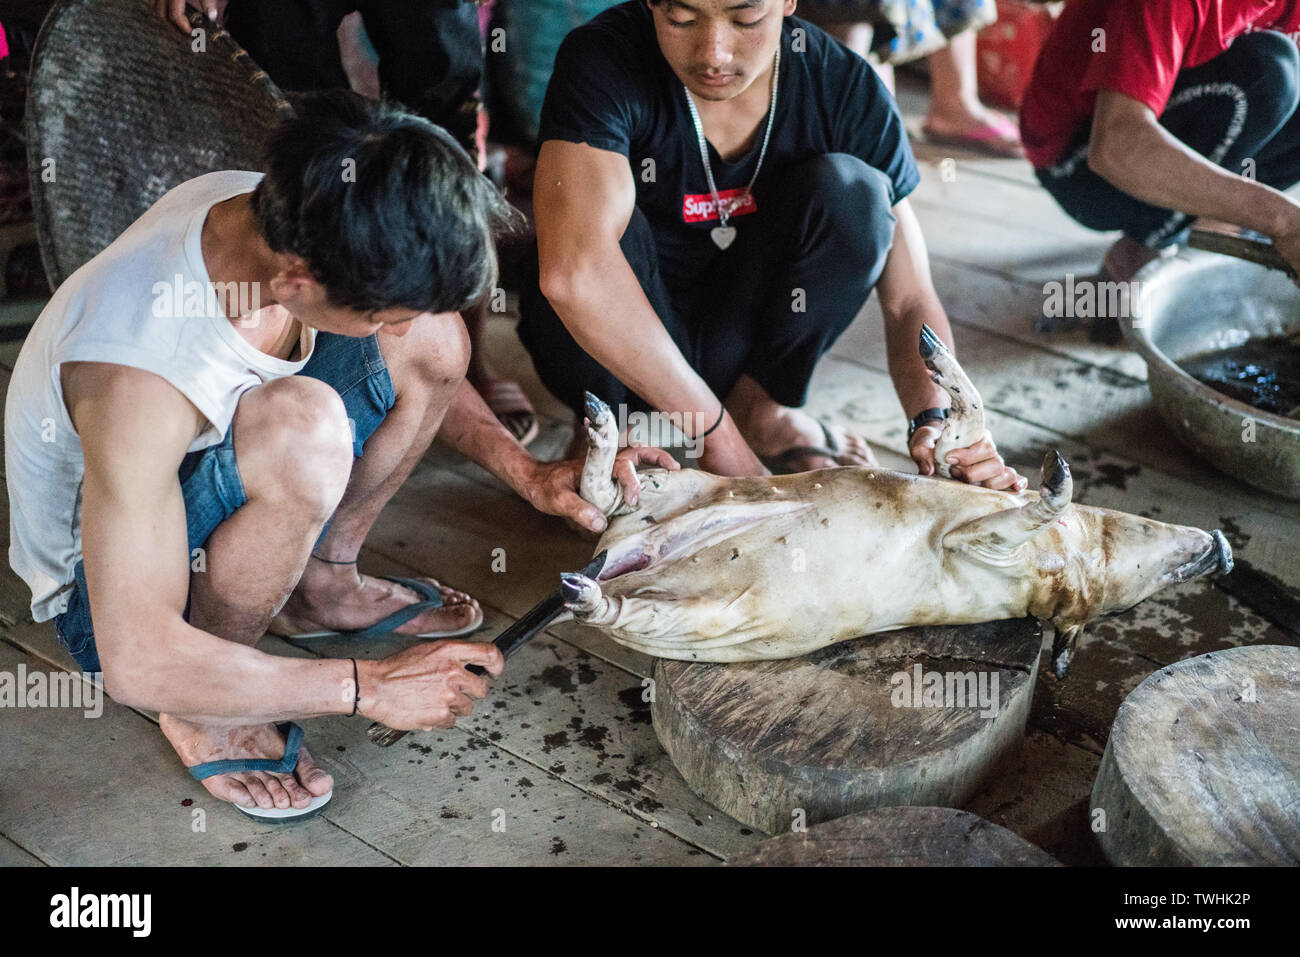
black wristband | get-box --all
[908,407,950,440]
[349,658,360,717]
[696,403,726,439]
[312,553,359,565]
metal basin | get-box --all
[1122,251,1300,500]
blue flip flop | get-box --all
[187,722,333,822]
[286,575,484,640]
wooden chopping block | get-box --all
[651,618,1042,835]
[727,805,1059,866]
[1091,644,1300,865]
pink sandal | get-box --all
[922,114,1025,159]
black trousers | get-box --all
[518,153,898,417]
[224,0,483,150]
[1038,29,1300,248]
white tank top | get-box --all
[5,171,317,621]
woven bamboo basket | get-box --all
[25,0,290,289]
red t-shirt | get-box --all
[1021,0,1300,169]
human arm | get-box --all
[437,377,680,532]
[65,361,502,728]
[1089,89,1300,270]
[532,139,763,476]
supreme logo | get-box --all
[682,187,757,223]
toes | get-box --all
[406,601,481,635]
[206,776,256,809]
[415,578,478,609]
[275,771,312,807]
[259,774,292,809]
[238,774,276,810]
[295,747,335,798]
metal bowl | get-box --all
[1122,251,1300,500]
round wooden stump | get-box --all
[727,805,1059,866]
[651,618,1042,835]
[1092,644,1300,865]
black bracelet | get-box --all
[696,403,726,439]
[312,553,359,566]
[349,658,360,717]
[907,407,950,440]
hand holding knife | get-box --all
[365,550,607,747]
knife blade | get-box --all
[366,550,608,747]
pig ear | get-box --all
[941,450,1073,560]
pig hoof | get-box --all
[1051,648,1072,680]
[584,392,613,428]
[1050,623,1082,678]
[561,572,602,614]
[918,323,944,361]
[1041,450,1072,502]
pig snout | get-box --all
[1087,517,1232,624]
[1170,528,1234,583]
[1214,529,1235,577]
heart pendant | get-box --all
[711,226,737,250]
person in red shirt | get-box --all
[1020,0,1300,311]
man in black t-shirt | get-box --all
[519,0,1021,488]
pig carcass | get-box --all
[561,326,1232,676]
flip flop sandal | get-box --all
[285,576,485,640]
[187,722,332,823]
[483,379,540,447]
[760,421,873,476]
[921,118,1025,159]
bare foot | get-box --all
[1102,236,1169,283]
[161,714,333,812]
[923,102,1025,158]
[269,562,483,638]
[742,405,877,472]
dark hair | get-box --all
[250,90,517,314]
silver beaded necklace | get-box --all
[683,44,781,250]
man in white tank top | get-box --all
[4,92,671,820]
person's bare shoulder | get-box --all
[61,361,206,459]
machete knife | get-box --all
[366,550,608,747]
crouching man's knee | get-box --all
[793,153,897,275]
[233,376,354,516]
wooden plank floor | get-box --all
[2,76,1298,865]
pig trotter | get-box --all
[579,392,635,518]
[1050,624,1083,679]
[561,571,603,616]
[584,391,611,429]
[942,449,1075,558]
[1041,449,1072,509]
[918,323,943,361]
[916,326,988,478]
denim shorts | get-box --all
[52,332,396,672]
